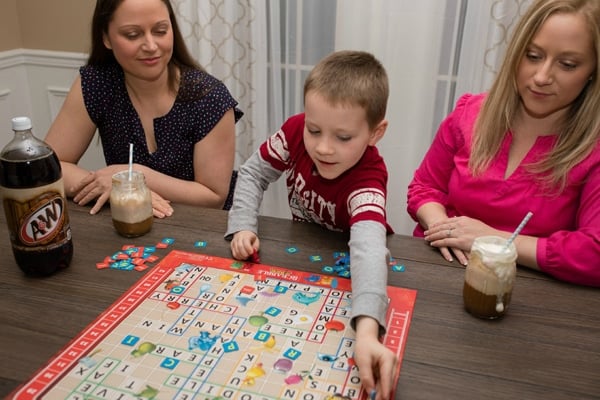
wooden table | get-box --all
[0,201,598,400]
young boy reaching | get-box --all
[225,50,396,400]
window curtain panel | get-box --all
[173,0,533,234]
[456,0,533,100]
[172,0,267,169]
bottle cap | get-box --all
[12,116,32,131]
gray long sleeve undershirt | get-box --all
[225,151,282,239]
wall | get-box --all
[0,0,94,52]
[0,1,102,169]
[0,0,21,50]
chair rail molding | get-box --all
[0,48,103,170]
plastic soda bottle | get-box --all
[0,116,73,276]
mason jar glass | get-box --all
[110,170,153,238]
[463,236,517,319]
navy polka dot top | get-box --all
[80,62,243,182]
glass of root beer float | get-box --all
[110,170,153,238]
[463,236,517,319]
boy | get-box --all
[226,50,396,399]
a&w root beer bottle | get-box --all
[0,117,73,276]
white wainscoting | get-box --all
[0,49,105,170]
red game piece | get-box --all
[249,249,260,263]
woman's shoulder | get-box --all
[453,92,486,113]
[178,68,223,100]
[79,63,124,121]
[80,62,123,82]
[444,92,487,131]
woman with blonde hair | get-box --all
[407,0,600,285]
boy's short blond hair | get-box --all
[304,50,389,130]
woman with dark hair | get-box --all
[46,0,243,217]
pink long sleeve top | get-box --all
[407,93,600,287]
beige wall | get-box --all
[0,0,95,52]
[0,0,22,50]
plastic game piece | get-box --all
[241,285,255,295]
[291,314,313,325]
[264,335,277,349]
[285,246,298,254]
[175,264,192,272]
[235,295,254,306]
[136,385,159,399]
[324,320,345,331]
[392,264,406,272]
[273,358,293,373]
[337,270,351,278]
[162,237,175,245]
[248,314,268,327]
[258,289,279,297]
[292,291,321,305]
[163,279,180,290]
[335,255,350,266]
[188,331,220,351]
[254,272,266,281]
[78,349,102,368]
[243,362,265,385]
[284,374,303,384]
[199,283,211,295]
[249,249,261,263]
[317,353,338,362]
[131,341,156,357]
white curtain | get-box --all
[456,0,533,100]
[173,0,532,235]
[335,1,450,235]
[171,0,268,169]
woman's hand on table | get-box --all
[424,216,501,265]
[71,165,123,215]
[151,191,173,218]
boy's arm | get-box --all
[349,220,390,335]
[225,151,283,239]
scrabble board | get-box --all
[11,250,416,400]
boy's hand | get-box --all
[230,230,260,260]
[354,316,397,400]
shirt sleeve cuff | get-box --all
[350,291,389,337]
